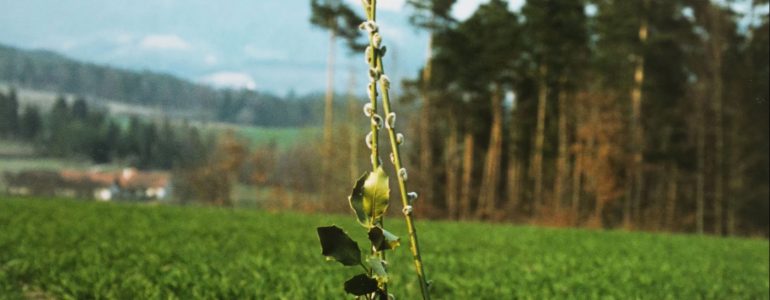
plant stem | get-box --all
[362,1,385,298]
[378,54,431,300]
[363,2,379,170]
[358,1,430,299]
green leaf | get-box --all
[363,166,390,223]
[368,226,401,251]
[316,226,361,266]
[344,274,379,296]
[366,256,388,282]
[348,172,369,227]
[349,167,391,227]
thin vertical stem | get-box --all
[361,1,385,297]
[359,1,430,299]
[379,59,430,299]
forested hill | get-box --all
[0,44,324,127]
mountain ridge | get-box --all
[0,43,327,127]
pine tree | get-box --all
[406,0,457,214]
[0,87,20,138]
[522,0,590,216]
[71,96,88,120]
[19,105,42,141]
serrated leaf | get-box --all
[348,172,369,227]
[366,257,388,282]
[368,226,401,251]
[344,274,379,296]
[316,226,361,266]
[363,166,390,223]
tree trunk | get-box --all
[629,4,649,227]
[708,4,725,236]
[666,163,679,231]
[554,80,569,213]
[726,114,744,236]
[506,158,522,217]
[459,132,475,220]
[571,143,583,224]
[712,72,724,236]
[587,100,601,225]
[727,160,743,236]
[478,84,504,219]
[446,122,460,220]
[696,90,706,235]
[322,29,337,202]
[531,65,548,214]
[419,33,434,210]
[711,45,725,235]
[506,90,521,216]
[571,97,584,224]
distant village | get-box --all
[3,168,170,202]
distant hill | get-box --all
[0,44,327,127]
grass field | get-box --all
[219,124,319,150]
[0,197,767,299]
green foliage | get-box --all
[230,126,317,150]
[0,197,768,299]
[348,167,391,228]
[368,226,401,251]
[19,105,42,140]
[317,226,362,266]
[2,91,214,170]
[319,168,395,297]
[344,274,380,295]
[349,172,370,226]
[0,87,19,137]
[406,0,457,30]
[310,0,366,51]
[522,0,589,74]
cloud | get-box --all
[139,34,191,50]
[200,72,257,90]
[204,54,219,66]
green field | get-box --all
[0,197,767,299]
[198,123,319,150]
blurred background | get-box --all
[0,0,768,237]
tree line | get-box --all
[394,0,768,236]
[0,87,213,170]
[305,0,768,236]
[1,87,301,206]
[0,44,327,127]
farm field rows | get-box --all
[0,197,767,299]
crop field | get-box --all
[232,126,319,150]
[0,197,767,299]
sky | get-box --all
[0,0,760,95]
[0,0,523,95]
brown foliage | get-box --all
[573,90,627,226]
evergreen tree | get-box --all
[0,87,20,137]
[47,94,71,156]
[71,96,88,120]
[522,0,590,216]
[0,89,7,136]
[406,0,457,211]
[19,105,42,141]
